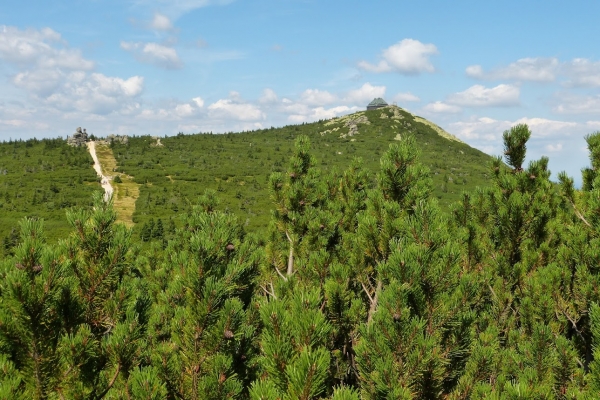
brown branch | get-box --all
[361,282,374,304]
[367,280,382,323]
[569,200,592,228]
[274,265,288,282]
[95,363,121,400]
[259,282,277,299]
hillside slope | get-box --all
[111,106,494,234]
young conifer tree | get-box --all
[144,192,260,399]
[451,124,574,397]
[0,218,69,399]
[556,132,600,395]
[0,192,149,398]
[56,192,149,398]
[354,137,475,398]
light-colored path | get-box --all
[87,141,113,201]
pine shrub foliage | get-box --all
[3,128,600,398]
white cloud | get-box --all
[299,89,337,106]
[312,106,355,120]
[151,13,173,31]
[259,88,278,104]
[287,105,359,123]
[466,58,558,82]
[121,41,182,69]
[0,26,145,119]
[563,58,600,87]
[449,117,511,141]
[545,143,563,152]
[423,101,461,113]
[358,39,438,75]
[554,94,600,114]
[175,103,194,117]
[449,116,578,144]
[586,121,600,129]
[392,92,420,103]
[514,117,577,137]
[208,95,265,121]
[447,84,520,107]
[192,97,204,107]
[0,25,94,70]
[344,82,386,104]
[12,69,65,96]
[43,73,144,115]
[466,57,600,88]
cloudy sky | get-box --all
[1,0,599,183]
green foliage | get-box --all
[5,123,600,398]
[502,123,531,170]
[0,138,97,246]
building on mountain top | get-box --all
[367,97,388,110]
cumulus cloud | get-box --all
[466,57,600,88]
[208,94,265,121]
[466,58,559,82]
[553,94,600,114]
[151,13,174,31]
[393,92,420,103]
[357,39,438,75]
[546,143,563,152]
[192,97,204,107]
[449,117,510,141]
[344,83,386,104]
[449,116,578,143]
[259,88,278,104]
[563,58,600,87]
[0,26,145,118]
[299,89,337,106]
[121,41,182,69]
[423,101,461,113]
[0,25,94,70]
[447,84,520,107]
[514,117,577,137]
[43,73,144,115]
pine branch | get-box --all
[367,280,382,323]
[94,363,120,400]
[286,231,294,276]
[274,265,288,282]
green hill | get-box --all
[114,105,494,234]
[0,106,495,247]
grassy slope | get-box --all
[112,106,494,235]
[93,141,140,226]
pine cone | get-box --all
[224,329,234,340]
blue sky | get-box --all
[1,0,600,182]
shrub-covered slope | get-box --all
[0,138,98,248]
[112,106,493,234]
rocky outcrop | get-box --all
[67,127,88,147]
[106,134,129,145]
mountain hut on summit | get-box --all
[367,97,388,110]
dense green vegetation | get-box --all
[113,107,492,234]
[2,124,600,398]
[0,138,98,250]
[0,107,492,250]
